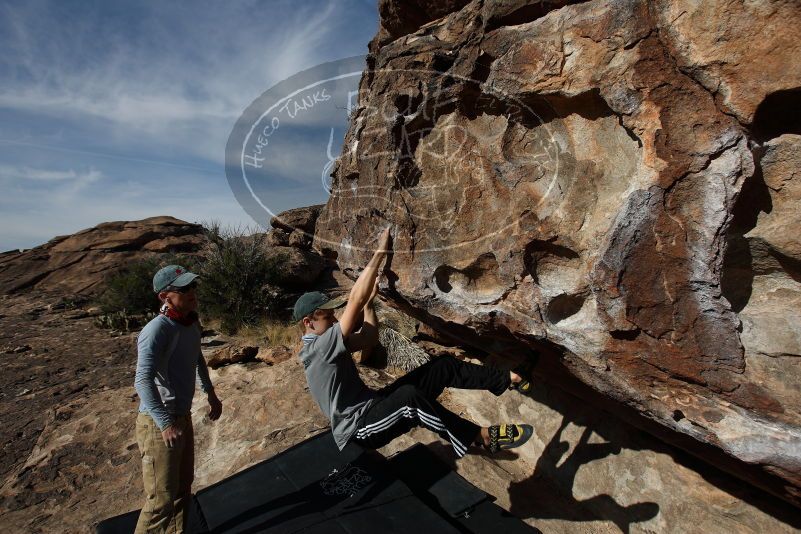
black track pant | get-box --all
[352,356,510,458]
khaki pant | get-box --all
[134,413,194,534]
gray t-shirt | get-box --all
[300,323,376,450]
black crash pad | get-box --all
[388,444,541,533]
[96,431,537,533]
[195,433,458,533]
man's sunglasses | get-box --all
[167,282,198,293]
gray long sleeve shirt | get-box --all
[134,314,213,430]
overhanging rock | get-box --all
[313,0,801,506]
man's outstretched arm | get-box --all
[345,278,380,352]
[339,227,391,338]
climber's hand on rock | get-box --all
[377,227,392,254]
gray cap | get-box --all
[153,265,199,293]
[292,291,347,321]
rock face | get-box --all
[265,205,327,288]
[376,0,471,42]
[264,246,326,289]
[0,216,205,295]
[269,204,324,236]
[206,344,259,369]
[315,0,801,505]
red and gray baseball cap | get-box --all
[153,265,199,293]
[293,291,347,321]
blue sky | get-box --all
[0,0,378,250]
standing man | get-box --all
[133,265,223,533]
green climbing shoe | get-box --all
[487,424,534,453]
[509,354,538,394]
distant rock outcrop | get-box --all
[266,205,327,288]
[268,204,323,251]
[0,216,205,295]
[269,204,324,236]
[265,246,326,289]
[315,0,801,506]
[0,208,330,299]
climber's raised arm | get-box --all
[339,228,391,338]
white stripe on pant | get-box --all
[355,405,468,457]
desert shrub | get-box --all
[95,254,196,330]
[198,223,285,334]
[94,222,288,334]
[98,257,159,315]
[94,310,156,331]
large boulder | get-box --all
[377,0,471,41]
[0,216,205,295]
[206,344,259,369]
[315,0,801,506]
[269,204,324,235]
[264,246,325,289]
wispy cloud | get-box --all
[0,164,99,183]
[0,163,103,200]
[0,0,363,161]
[0,0,378,250]
[0,162,243,251]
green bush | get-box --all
[97,257,163,315]
[94,310,156,332]
[95,254,196,330]
[94,223,287,335]
[197,223,285,335]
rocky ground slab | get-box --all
[0,293,798,533]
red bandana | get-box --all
[160,304,199,326]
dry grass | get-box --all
[205,316,301,351]
[375,301,417,339]
[238,318,301,350]
[380,326,429,372]
[265,319,303,349]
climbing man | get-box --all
[133,265,223,533]
[294,228,535,459]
